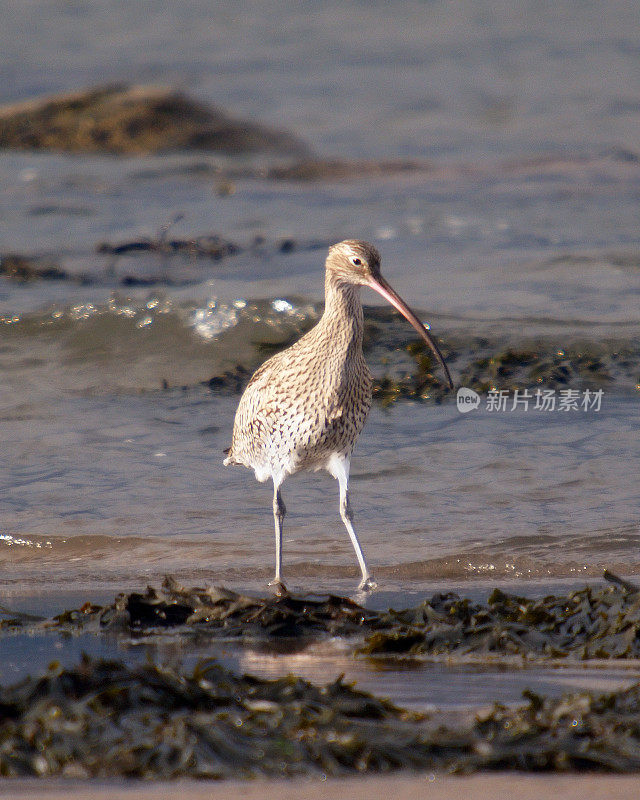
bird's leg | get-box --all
[339,489,376,591]
[268,482,287,595]
[332,457,377,592]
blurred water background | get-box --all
[1,0,639,612]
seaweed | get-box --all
[265,158,432,181]
[470,684,640,772]
[0,254,68,282]
[45,577,379,641]
[362,576,640,659]
[0,655,422,778]
[3,655,640,776]
[206,331,640,403]
[34,573,640,661]
[460,346,614,393]
[4,576,640,777]
[96,234,240,261]
[366,327,640,404]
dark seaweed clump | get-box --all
[3,655,640,777]
[46,577,379,640]
[470,684,640,772]
[459,346,616,393]
[371,339,636,405]
[34,573,640,661]
[97,233,240,262]
[0,254,68,282]
[363,573,640,659]
[0,656,421,778]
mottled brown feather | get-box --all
[225,242,377,483]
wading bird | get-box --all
[224,240,453,592]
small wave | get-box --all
[0,293,319,394]
[378,556,600,581]
[2,292,640,400]
[4,529,640,592]
[0,533,53,550]
[1,292,318,337]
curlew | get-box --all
[224,240,453,592]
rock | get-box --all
[0,84,310,156]
[0,254,67,281]
[267,158,431,181]
[96,232,240,260]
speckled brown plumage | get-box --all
[224,240,452,593]
[225,246,373,484]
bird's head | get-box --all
[325,239,454,390]
[326,239,382,286]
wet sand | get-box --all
[3,775,640,800]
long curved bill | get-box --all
[369,275,454,390]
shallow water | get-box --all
[3,0,640,161]
[4,625,640,711]
[2,390,639,591]
[1,0,640,711]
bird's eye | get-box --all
[350,257,362,266]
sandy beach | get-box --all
[3,774,640,800]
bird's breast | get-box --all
[227,314,372,477]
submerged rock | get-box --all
[0,84,310,155]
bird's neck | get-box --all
[319,274,364,348]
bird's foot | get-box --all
[357,576,377,592]
[268,578,288,597]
